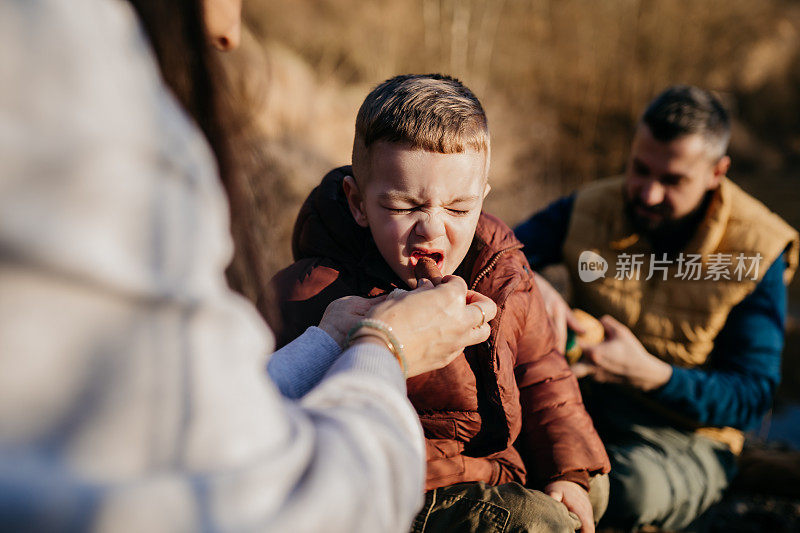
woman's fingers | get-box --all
[465,290,497,323]
[440,274,467,288]
[467,320,492,345]
[365,275,497,377]
[348,294,387,315]
[358,275,503,377]
[457,291,496,346]
[470,303,488,328]
[415,278,434,291]
[318,294,389,347]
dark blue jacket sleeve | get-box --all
[514,195,575,270]
[650,252,788,430]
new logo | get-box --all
[578,251,608,282]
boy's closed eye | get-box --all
[386,206,416,214]
[379,191,481,213]
[383,205,474,216]
[446,196,481,215]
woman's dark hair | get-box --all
[125,1,223,165]
[125,0,278,327]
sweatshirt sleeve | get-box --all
[267,326,342,399]
[649,253,787,430]
[0,2,423,532]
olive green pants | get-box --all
[410,475,609,533]
[587,385,738,532]
[600,423,736,532]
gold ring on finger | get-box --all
[472,304,486,329]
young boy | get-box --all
[272,74,610,532]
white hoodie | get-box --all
[0,1,423,531]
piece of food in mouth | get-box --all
[414,256,443,286]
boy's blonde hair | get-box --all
[352,74,490,181]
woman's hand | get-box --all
[318,295,387,348]
[364,275,497,377]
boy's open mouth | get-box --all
[409,250,444,271]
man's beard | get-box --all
[624,192,713,254]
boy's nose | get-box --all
[414,212,446,241]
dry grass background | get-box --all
[220,0,800,280]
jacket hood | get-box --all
[292,165,523,289]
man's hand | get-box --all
[572,315,673,391]
[545,480,594,533]
[533,274,585,354]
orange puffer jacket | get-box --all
[272,166,610,491]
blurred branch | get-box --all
[450,0,471,77]
[423,0,442,65]
[473,0,506,95]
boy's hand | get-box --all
[545,480,594,532]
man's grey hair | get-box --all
[641,85,731,161]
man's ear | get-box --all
[710,155,730,189]
[342,175,369,227]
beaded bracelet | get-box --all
[346,319,408,379]
[346,329,407,379]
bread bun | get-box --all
[565,309,604,364]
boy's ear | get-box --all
[342,175,369,227]
[483,182,491,198]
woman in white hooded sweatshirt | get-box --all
[0,1,496,531]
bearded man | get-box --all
[514,85,799,531]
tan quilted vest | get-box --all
[563,176,798,452]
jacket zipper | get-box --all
[469,245,523,291]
